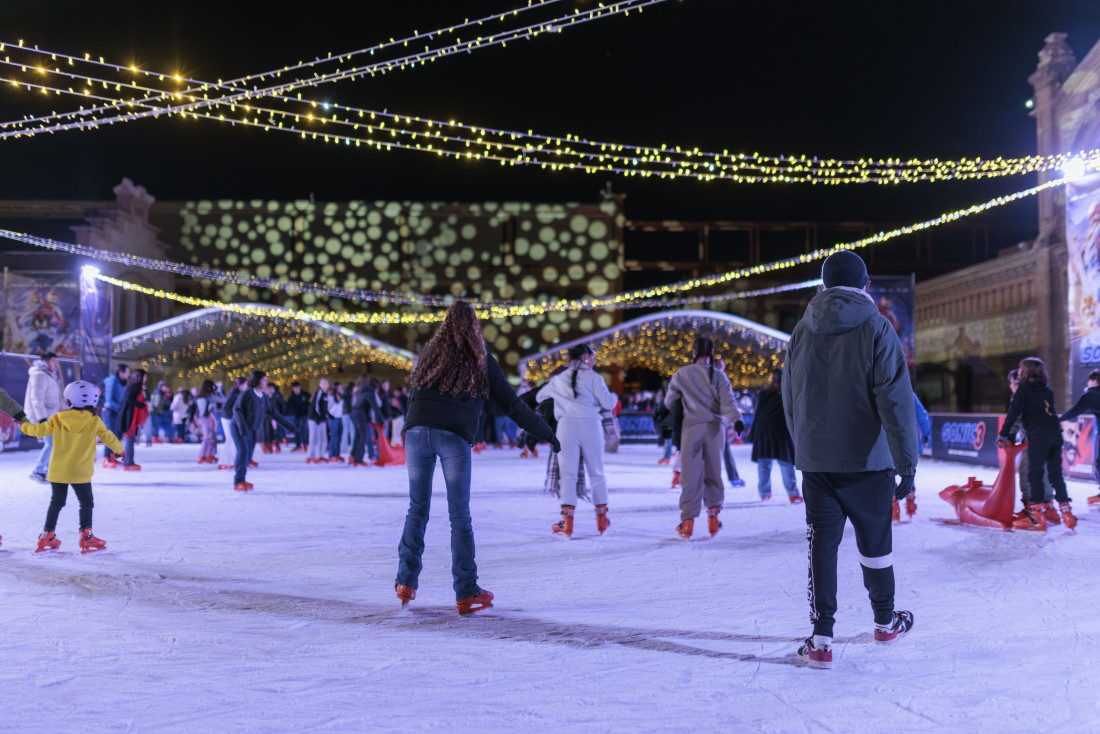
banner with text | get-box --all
[1067,175,1100,396]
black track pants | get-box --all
[803,470,896,638]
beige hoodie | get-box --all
[665,361,741,428]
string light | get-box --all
[521,312,788,383]
[1,52,1092,185]
[0,176,1064,314]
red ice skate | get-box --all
[78,528,106,554]
[671,471,681,489]
[102,457,118,469]
[456,589,494,615]
[395,584,416,607]
[1088,494,1100,506]
[905,494,916,518]
[35,531,60,553]
[892,497,901,522]
[123,464,142,471]
[552,505,575,538]
[248,460,259,468]
[1042,501,1061,526]
[707,506,722,537]
[595,504,610,535]
[1012,502,1047,532]
[676,518,693,539]
[1060,502,1078,531]
[657,458,670,466]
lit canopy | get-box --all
[112,305,414,384]
[517,309,789,385]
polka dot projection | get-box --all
[170,198,623,368]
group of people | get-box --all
[11,249,1099,668]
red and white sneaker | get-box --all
[797,636,833,669]
[456,589,494,615]
[874,610,914,642]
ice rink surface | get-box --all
[1,440,1099,733]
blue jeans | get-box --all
[494,416,518,446]
[34,432,53,476]
[327,417,343,457]
[365,423,379,461]
[396,426,478,600]
[757,458,798,498]
[293,415,308,447]
[102,408,119,457]
[123,435,137,466]
[233,424,254,485]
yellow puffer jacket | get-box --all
[20,409,124,484]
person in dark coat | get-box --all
[1059,369,1100,506]
[232,370,294,491]
[750,368,799,502]
[395,301,559,615]
[119,369,149,470]
[998,357,1076,530]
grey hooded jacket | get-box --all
[782,286,919,475]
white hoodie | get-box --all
[537,365,618,421]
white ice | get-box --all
[1,440,1098,733]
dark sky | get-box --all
[2,0,1099,226]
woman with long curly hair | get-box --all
[395,301,559,614]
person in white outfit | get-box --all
[536,343,618,537]
[664,336,742,539]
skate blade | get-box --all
[457,602,493,616]
[80,547,106,555]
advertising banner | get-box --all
[931,413,1003,468]
[2,270,81,359]
[1061,414,1097,481]
[79,273,113,388]
[1066,176,1100,396]
[867,274,916,375]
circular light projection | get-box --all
[588,220,609,239]
[570,214,589,234]
[597,313,614,328]
[461,223,478,240]
[541,325,560,342]
[588,276,610,296]
[529,244,547,261]
[538,226,556,244]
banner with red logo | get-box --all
[930,413,1002,468]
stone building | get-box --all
[914,32,1100,411]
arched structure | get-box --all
[111,305,414,385]
[517,309,789,385]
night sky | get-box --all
[2,0,1100,228]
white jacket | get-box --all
[537,366,617,421]
[24,360,63,423]
[170,393,190,424]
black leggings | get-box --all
[45,482,94,532]
[1027,435,1069,504]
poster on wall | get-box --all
[1066,175,1100,397]
[867,274,916,375]
[79,272,113,387]
[2,270,81,359]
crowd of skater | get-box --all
[4,250,1098,667]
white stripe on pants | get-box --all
[679,421,726,520]
[306,419,328,461]
[557,417,607,506]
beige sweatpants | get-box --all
[679,421,726,520]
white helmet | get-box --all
[63,380,100,409]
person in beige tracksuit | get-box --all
[664,336,742,539]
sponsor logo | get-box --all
[940,420,987,451]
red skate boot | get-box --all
[1060,501,1078,531]
[552,505,575,538]
[905,494,917,518]
[123,464,142,471]
[248,460,259,468]
[233,482,251,492]
[35,531,61,553]
[395,584,416,607]
[595,504,610,535]
[671,471,681,489]
[78,528,106,554]
[1042,501,1061,526]
[456,589,494,615]
[707,506,722,537]
[676,517,694,539]
[892,497,900,522]
[657,457,670,465]
[1088,493,1100,506]
[1012,502,1047,531]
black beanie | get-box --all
[821,250,869,289]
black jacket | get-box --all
[1001,380,1061,442]
[783,287,919,474]
[308,390,329,422]
[405,354,555,445]
[1060,386,1100,423]
[287,390,310,418]
[120,382,145,437]
[750,389,795,464]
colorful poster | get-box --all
[1062,414,1097,480]
[931,413,1002,468]
[79,271,113,388]
[1066,175,1100,396]
[867,274,916,375]
[2,271,81,359]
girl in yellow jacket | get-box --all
[18,380,123,553]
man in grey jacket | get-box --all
[782,250,919,669]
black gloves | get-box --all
[551,437,562,454]
[734,420,745,434]
[895,474,915,500]
[13,411,27,423]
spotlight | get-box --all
[1063,158,1087,180]
[81,264,100,279]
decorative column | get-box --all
[1029,33,1076,247]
